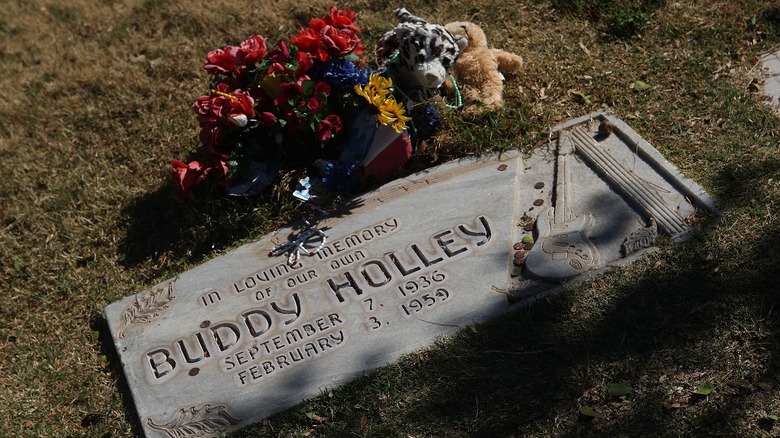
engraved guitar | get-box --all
[524,132,600,282]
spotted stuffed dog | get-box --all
[376,8,467,101]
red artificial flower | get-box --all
[171,160,209,198]
[295,51,314,76]
[324,5,360,33]
[193,95,217,125]
[194,88,256,128]
[291,28,326,61]
[308,17,327,33]
[321,25,362,58]
[267,41,291,74]
[306,97,324,114]
[238,35,267,66]
[205,149,231,183]
[204,46,240,75]
[224,90,256,127]
[283,111,303,132]
[316,114,342,142]
[314,81,331,96]
[256,111,277,127]
[279,81,303,100]
[198,123,224,146]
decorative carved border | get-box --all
[117,278,177,339]
[146,403,241,437]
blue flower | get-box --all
[310,59,371,91]
[314,159,361,192]
[411,103,442,146]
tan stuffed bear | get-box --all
[443,21,523,118]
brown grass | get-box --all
[1,0,780,436]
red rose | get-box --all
[204,46,240,75]
[256,111,277,127]
[171,160,209,198]
[321,25,361,57]
[306,97,323,114]
[314,81,331,96]
[308,17,326,33]
[279,82,303,100]
[267,41,291,74]
[193,95,218,125]
[291,28,324,60]
[205,149,230,183]
[213,81,236,94]
[295,51,314,76]
[198,123,224,146]
[316,114,342,142]
[283,111,303,131]
[324,6,360,33]
[238,35,267,66]
[224,90,255,127]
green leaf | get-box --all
[633,80,651,91]
[91,331,100,342]
[693,382,715,396]
[572,91,591,105]
[764,415,778,421]
[579,406,597,417]
[301,80,315,97]
[608,383,634,397]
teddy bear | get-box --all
[443,21,523,118]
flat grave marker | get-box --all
[761,47,780,109]
[104,112,719,437]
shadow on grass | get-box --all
[550,0,666,40]
[117,183,285,269]
[89,311,147,438]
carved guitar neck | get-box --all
[524,133,601,282]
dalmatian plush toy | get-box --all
[376,8,467,102]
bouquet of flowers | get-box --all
[172,6,417,199]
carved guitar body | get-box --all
[525,206,599,281]
[524,132,600,282]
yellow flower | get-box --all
[376,97,412,133]
[354,74,411,133]
[354,74,392,103]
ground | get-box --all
[1,0,779,436]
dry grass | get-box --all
[1,0,780,436]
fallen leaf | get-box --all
[608,383,634,397]
[579,405,597,417]
[305,412,327,423]
[633,80,652,91]
[571,90,592,105]
[725,380,753,390]
[693,382,715,396]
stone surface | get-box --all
[761,47,780,107]
[510,112,719,289]
[103,111,720,437]
[104,153,523,437]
